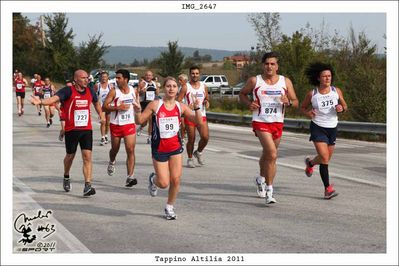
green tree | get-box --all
[13,13,46,75]
[273,31,316,102]
[333,28,385,122]
[43,13,76,81]
[157,41,184,78]
[247,13,282,51]
[76,33,110,72]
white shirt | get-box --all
[184,82,206,117]
[311,86,339,128]
[252,75,287,123]
[110,85,136,125]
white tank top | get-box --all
[110,85,136,125]
[252,75,287,123]
[311,86,339,128]
[184,82,206,117]
[97,82,111,106]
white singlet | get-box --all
[110,85,136,126]
[310,86,339,128]
[97,82,111,106]
[184,82,206,117]
[252,75,287,123]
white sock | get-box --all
[166,204,173,210]
[267,185,273,193]
[257,176,266,183]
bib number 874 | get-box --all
[265,107,277,114]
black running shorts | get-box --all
[16,92,25,98]
[65,130,93,154]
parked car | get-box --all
[200,74,229,92]
[221,81,244,98]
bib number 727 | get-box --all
[74,110,89,127]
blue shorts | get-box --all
[152,147,184,162]
[309,121,337,145]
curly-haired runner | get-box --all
[301,62,348,199]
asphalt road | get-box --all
[12,97,387,256]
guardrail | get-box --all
[206,112,386,135]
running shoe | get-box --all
[38,111,41,116]
[21,109,24,115]
[193,150,205,165]
[63,178,71,192]
[49,118,53,125]
[46,122,50,128]
[104,136,109,144]
[125,176,138,187]
[107,161,115,176]
[324,185,338,199]
[83,184,96,197]
[100,137,106,146]
[265,189,277,204]
[254,176,266,198]
[187,158,195,168]
[18,112,22,117]
[148,172,158,197]
[164,205,177,220]
[146,137,151,144]
[181,139,185,146]
[137,126,142,136]
[304,156,314,177]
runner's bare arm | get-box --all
[336,87,348,113]
[94,101,105,124]
[203,86,210,108]
[177,83,187,102]
[133,100,156,125]
[102,88,119,112]
[30,95,60,106]
[300,91,315,119]
[239,77,259,111]
[182,101,202,125]
[284,77,299,108]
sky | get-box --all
[22,12,386,53]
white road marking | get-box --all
[230,153,385,188]
[13,177,91,253]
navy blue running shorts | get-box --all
[309,121,337,145]
[152,147,184,162]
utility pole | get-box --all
[40,15,46,47]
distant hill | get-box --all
[102,46,248,65]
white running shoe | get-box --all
[187,158,195,168]
[148,172,158,197]
[265,189,277,204]
[164,205,177,220]
[100,137,106,146]
[254,176,266,198]
[107,161,115,176]
[193,150,205,165]
[104,136,109,144]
